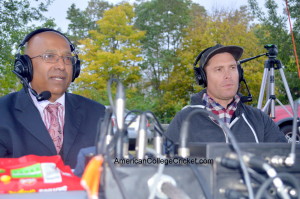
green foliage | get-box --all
[2,0,300,123]
[74,3,145,106]
[248,0,300,104]
[135,0,193,92]
[134,0,195,121]
[0,0,54,96]
[281,0,300,34]
[161,6,263,120]
[66,0,113,44]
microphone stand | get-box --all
[144,110,166,157]
[115,82,125,159]
[107,78,126,159]
[136,112,147,159]
[96,107,113,155]
[153,129,163,156]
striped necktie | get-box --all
[45,103,63,153]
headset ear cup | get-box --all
[14,54,33,82]
[72,59,81,82]
[194,66,207,87]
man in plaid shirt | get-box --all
[166,44,286,144]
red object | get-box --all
[0,155,83,194]
[273,102,300,142]
[273,104,300,123]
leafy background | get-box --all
[1,0,299,123]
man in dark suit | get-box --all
[0,28,105,168]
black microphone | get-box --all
[36,91,51,101]
[13,70,51,101]
[240,79,252,103]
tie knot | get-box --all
[46,103,61,114]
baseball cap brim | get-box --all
[200,45,244,68]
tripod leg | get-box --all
[262,99,272,113]
[275,98,294,117]
[257,68,270,109]
[269,67,276,118]
[279,68,295,110]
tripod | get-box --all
[257,51,294,118]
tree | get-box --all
[74,3,145,107]
[134,0,195,121]
[284,0,300,100]
[0,0,54,96]
[248,0,299,103]
[135,0,193,94]
[66,0,113,44]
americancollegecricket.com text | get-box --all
[114,157,214,165]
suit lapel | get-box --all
[62,93,83,159]
[14,89,56,154]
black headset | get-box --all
[193,47,244,87]
[13,28,81,82]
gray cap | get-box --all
[199,44,244,68]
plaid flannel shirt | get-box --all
[203,93,240,127]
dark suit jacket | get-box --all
[0,89,105,168]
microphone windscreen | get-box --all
[37,91,51,101]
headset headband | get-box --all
[18,28,75,52]
[193,47,212,67]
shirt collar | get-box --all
[29,89,65,110]
[202,92,240,110]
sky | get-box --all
[39,0,286,32]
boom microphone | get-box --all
[36,91,51,101]
[13,70,51,101]
[240,79,253,103]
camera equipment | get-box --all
[257,44,294,118]
[238,44,295,118]
[264,44,278,58]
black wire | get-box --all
[247,168,267,184]
[143,110,175,155]
[96,107,113,155]
[144,111,165,134]
[188,163,213,199]
[124,109,143,127]
[247,168,273,199]
[179,108,255,199]
[95,116,104,153]
[95,78,129,199]
[144,110,174,143]
[105,153,129,199]
[255,172,300,199]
